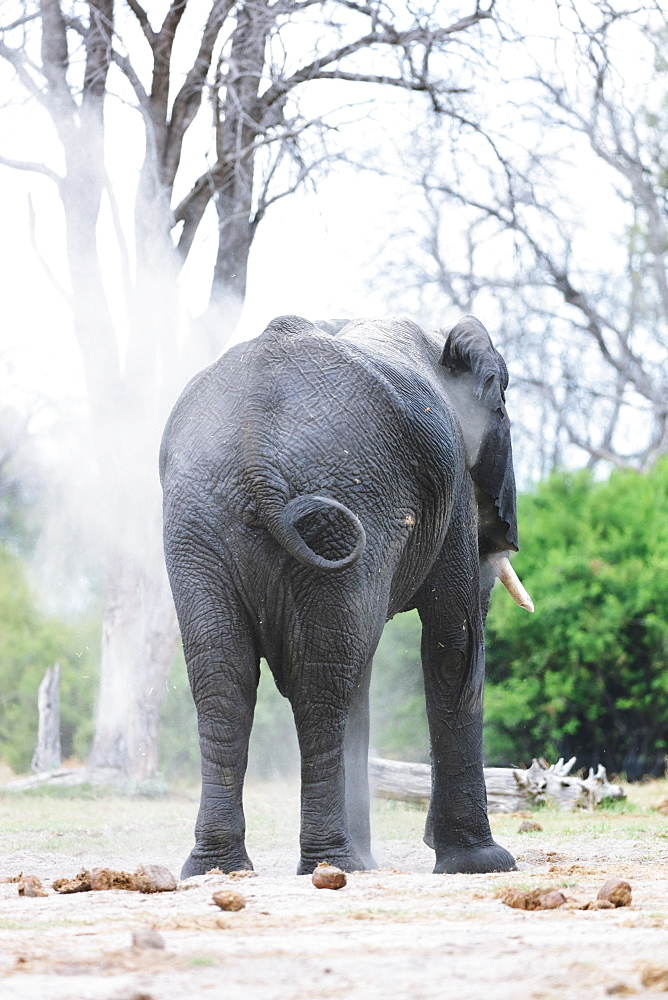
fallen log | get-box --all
[6,766,124,791]
[369,756,625,812]
[369,758,526,812]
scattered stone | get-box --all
[1,873,23,883]
[90,867,137,891]
[131,927,166,950]
[17,875,48,898]
[134,864,177,893]
[311,862,347,890]
[212,889,246,911]
[518,820,543,833]
[499,887,566,910]
[605,984,636,995]
[597,878,632,907]
[53,865,177,894]
[641,966,668,990]
[53,870,92,894]
[111,989,155,1000]
[580,899,615,910]
[204,867,256,880]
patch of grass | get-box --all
[0,917,98,931]
[0,775,666,867]
[189,955,219,967]
[371,798,428,841]
[492,880,542,893]
[0,790,196,860]
[2,784,105,801]
[625,777,668,810]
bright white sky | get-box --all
[0,0,656,418]
[0,85,398,406]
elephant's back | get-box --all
[161,317,464,591]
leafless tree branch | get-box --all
[163,0,235,187]
[27,194,71,305]
[125,0,156,47]
[0,153,62,184]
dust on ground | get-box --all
[1,784,667,999]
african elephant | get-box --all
[160,314,531,878]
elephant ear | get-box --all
[441,316,518,553]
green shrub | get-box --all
[159,653,300,782]
[370,610,429,763]
[0,547,98,772]
[484,461,668,777]
[160,612,431,780]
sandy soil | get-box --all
[1,825,668,1000]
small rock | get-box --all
[518,820,543,833]
[580,898,615,910]
[312,862,347,890]
[499,887,566,910]
[605,983,636,995]
[597,878,632,907]
[111,989,155,1000]
[212,889,246,911]
[17,875,48,898]
[134,864,177,893]
[536,889,567,909]
[131,927,166,950]
[228,870,257,881]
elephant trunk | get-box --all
[491,555,534,612]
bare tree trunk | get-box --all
[31,664,62,773]
[202,0,274,352]
[89,559,177,781]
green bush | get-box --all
[160,653,300,782]
[158,646,199,781]
[370,610,429,763]
[159,613,430,781]
[484,461,668,777]
[0,547,99,772]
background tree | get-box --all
[0,0,497,779]
[374,0,668,478]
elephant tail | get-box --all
[265,493,366,573]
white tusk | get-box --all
[492,556,534,613]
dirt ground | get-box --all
[1,781,668,1000]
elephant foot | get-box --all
[180,849,254,879]
[433,841,516,875]
[297,849,368,876]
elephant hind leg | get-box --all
[344,658,376,870]
[178,590,260,878]
[283,593,386,876]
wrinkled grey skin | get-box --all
[160,314,518,878]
